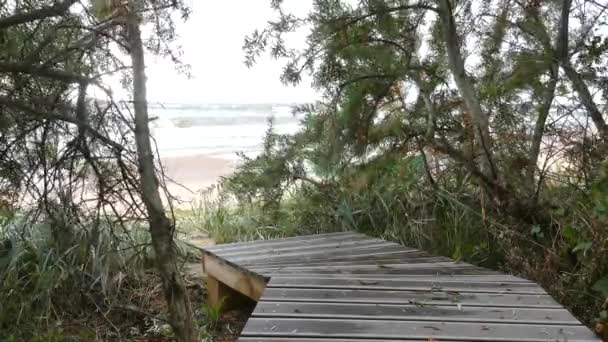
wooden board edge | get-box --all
[203,252,269,301]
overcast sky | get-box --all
[144,0,317,104]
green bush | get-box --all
[204,119,608,326]
[0,211,155,340]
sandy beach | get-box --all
[161,154,237,205]
[146,103,299,207]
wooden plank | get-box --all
[251,301,580,324]
[263,273,533,283]
[230,245,419,265]
[207,275,255,312]
[202,232,598,341]
[206,275,224,307]
[239,339,461,342]
[260,288,561,308]
[252,265,497,276]
[239,255,451,269]
[243,257,451,270]
[234,248,428,264]
[214,239,398,259]
[208,233,370,256]
[240,318,600,341]
[205,231,362,253]
[202,253,267,301]
[266,277,546,294]
[249,259,475,272]
[251,261,476,271]
[248,262,492,276]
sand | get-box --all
[160,154,237,206]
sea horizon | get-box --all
[150,102,304,160]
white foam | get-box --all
[152,105,302,159]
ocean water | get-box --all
[149,103,301,160]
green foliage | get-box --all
[232,0,608,327]
[1,0,197,338]
[505,51,551,91]
[0,212,156,340]
[29,329,66,342]
[201,297,225,331]
[593,276,608,298]
[214,117,496,264]
[90,0,113,19]
[189,187,302,244]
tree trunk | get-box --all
[525,0,578,198]
[526,69,556,195]
[126,3,198,341]
[437,0,496,181]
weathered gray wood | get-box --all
[238,339,461,342]
[214,239,397,259]
[249,262,493,276]
[212,235,373,258]
[238,339,462,342]
[260,288,561,308]
[266,277,546,294]
[208,233,370,254]
[244,256,452,270]
[235,249,430,266]
[230,245,418,265]
[252,265,497,276]
[203,231,599,341]
[252,261,475,270]
[251,301,580,324]
[240,318,600,341]
[205,231,362,253]
[264,273,533,283]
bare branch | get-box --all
[0,95,126,152]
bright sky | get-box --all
[145,0,317,104]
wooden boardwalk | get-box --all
[202,231,599,341]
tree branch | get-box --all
[325,2,438,29]
[0,95,125,152]
[527,73,557,188]
[293,175,328,189]
[562,64,608,139]
[0,0,78,30]
[525,0,569,193]
[556,0,608,140]
[0,62,91,83]
[417,139,437,189]
[432,140,509,201]
[411,76,437,141]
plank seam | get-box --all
[265,285,546,295]
[257,298,562,309]
[248,313,582,326]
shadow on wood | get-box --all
[206,275,256,312]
